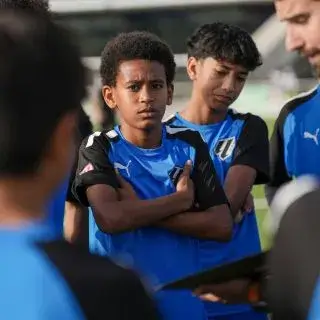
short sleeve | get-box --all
[72,131,118,206]
[192,134,228,210]
[231,115,269,185]
[268,107,292,187]
[66,108,93,203]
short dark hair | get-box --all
[187,22,262,71]
[0,0,49,14]
[100,31,176,87]
[0,10,86,175]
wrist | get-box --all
[174,190,192,211]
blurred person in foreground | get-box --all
[195,0,320,318]
[194,176,320,320]
[165,22,269,320]
[0,9,157,320]
[0,0,93,242]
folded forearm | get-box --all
[156,205,232,241]
[93,192,189,234]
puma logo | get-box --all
[114,160,132,177]
[304,128,319,146]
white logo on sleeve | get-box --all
[86,132,101,148]
[214,137,236,160]
[114,160,132,177]
[304,128,319,146]
[80,163,94,175]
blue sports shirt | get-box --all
[308,279,320,320]
[0,222,157,319]
[45,179,68,237]
[269,86,320,188]
[166,109,269,317]
[73,124,229,320]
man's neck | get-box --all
[0,178,45,226]
[181,95,228,125]
[120,123,163,149]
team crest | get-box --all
[214,137,236,160]
[169,166,184,186]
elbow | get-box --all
[94,210,128,234]
[204,206,233,241]
[201,224,232,241]
[216,223,233,242]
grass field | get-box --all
[253,118,275,250]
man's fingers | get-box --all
[193,285,215,296]
[243,193,254,212]
[198,293,222,303]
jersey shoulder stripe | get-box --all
[82,129,120,151]
[165,125,203,148]
[162,113,176,125]
[275,85,318,133]
[280,86,318,118]
[283,85,318,111]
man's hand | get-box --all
[116,171,138,201]
[242,193,254,213]
[235,193,254,223]
[194,279,260,304]
[176,160,194,210]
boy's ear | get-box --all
[102,86,117,110]
[187,56,198,81]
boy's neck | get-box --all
[181,93,228,125]
[120,123,163,149]
[0,178,45,226]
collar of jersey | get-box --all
[114,125,166,157]
[174,111,230,132]
[0,219,56,242]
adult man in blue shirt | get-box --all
[265,0,320,204]
[266,0,320,318]
[165,23,269,320]
[73,31,232,320]
[0,9,157,320]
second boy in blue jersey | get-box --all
[166,23,269,320]
[73,31,233,320]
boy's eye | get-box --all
[128,84,140,92]
[216,70,227,76]
[237,76,247,82]
[152,83,164,89]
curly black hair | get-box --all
[187,22,262,71]
[100,31,176,86]
[0,0,49,13]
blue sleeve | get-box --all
[269,106,292,187]
[45,179,69,237]
[308,279,320,320]
[0,244,84,320]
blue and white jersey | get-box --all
[73,124,229,320]
[166,109,269,316]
